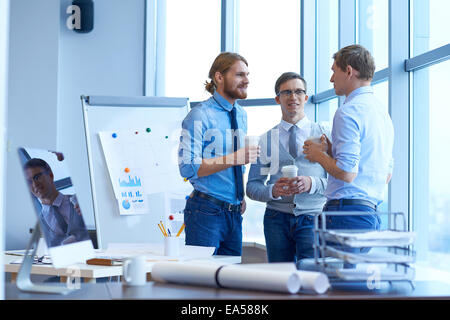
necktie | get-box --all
[230,107,244,202]
[52,206,68,234]
[289,125,300,159]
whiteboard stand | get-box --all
[80,95,191,249]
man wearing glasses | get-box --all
[246,72,329,263]
[24,158,90,247]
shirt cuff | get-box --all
[308,176,316,194]
[336,158,359,174]
[180,163,201,180]
[269,184,282,200]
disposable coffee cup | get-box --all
[306,135,322,144]
[245,136,260,147]
[164,236,180,257]
[281,165,298,178]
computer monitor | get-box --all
[18,147,95,269]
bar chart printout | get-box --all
[116,170,148,215]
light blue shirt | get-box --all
[325,86,394,205]
[178,91,247,205]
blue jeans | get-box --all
[323,202,381,268]
[183,195,243,256]
[264,208,315,263]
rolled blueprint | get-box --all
[296,270,330,294]
[235,262,330,294]
[151,261,301,294]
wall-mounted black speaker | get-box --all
[72,0,94,33]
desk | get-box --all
[4,253,241,283]
[5,280,450,300]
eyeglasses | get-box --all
[26,171,48,185]
[277,89,306,97]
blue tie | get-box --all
[289,125,300,159]
[230,107,244,202]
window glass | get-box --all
[165,0,221,101]
[358,0,389,71]
[238,0,301,98]
[372,81,389,113]
[413,59,450,275]
[317,0,339,92]
[413,0,450,56]
[243,105,281,244]
[317,98,338,123]
[372,81,390,227]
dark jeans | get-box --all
[183,195,243,256]
[264,208,315,263]
[322,201,381,268]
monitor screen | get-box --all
[18,147,95,268]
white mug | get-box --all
[164,236,180,256]
[122,255,147,286]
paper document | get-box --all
[328,267,415,281]
[324,230,416,247]
[325,247,415,264]
[99,243,215,260]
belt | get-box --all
[191,190,242,212]
[325,199,377,211]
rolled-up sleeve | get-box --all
[178,108,205,180]
[246,159,273,202]
[333,108,361,173]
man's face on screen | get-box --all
[25,167,55,201]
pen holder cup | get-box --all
[164,236,180,256]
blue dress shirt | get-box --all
[178,91,247,205]
[325,86,394,205]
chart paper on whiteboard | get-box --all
[98,122,191,216]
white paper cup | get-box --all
[281,165,298,178]
[306,136,322,144]
[245,136,260,147]
[164,236,180,256]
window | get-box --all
[316,0,339,93]
[412,0,450,56]
[238,0,301,99]
[372,80,390,226]
[317,98,338,123]
[357,0,388,71]
[165,0,221,101]
[242,104,281,244]
[412,59,450,272]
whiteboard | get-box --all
[81,96,192,249]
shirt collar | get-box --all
[52,192,64,208]
[344,85,373,104]
[280,116,310,132]
[212,91,234,112]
